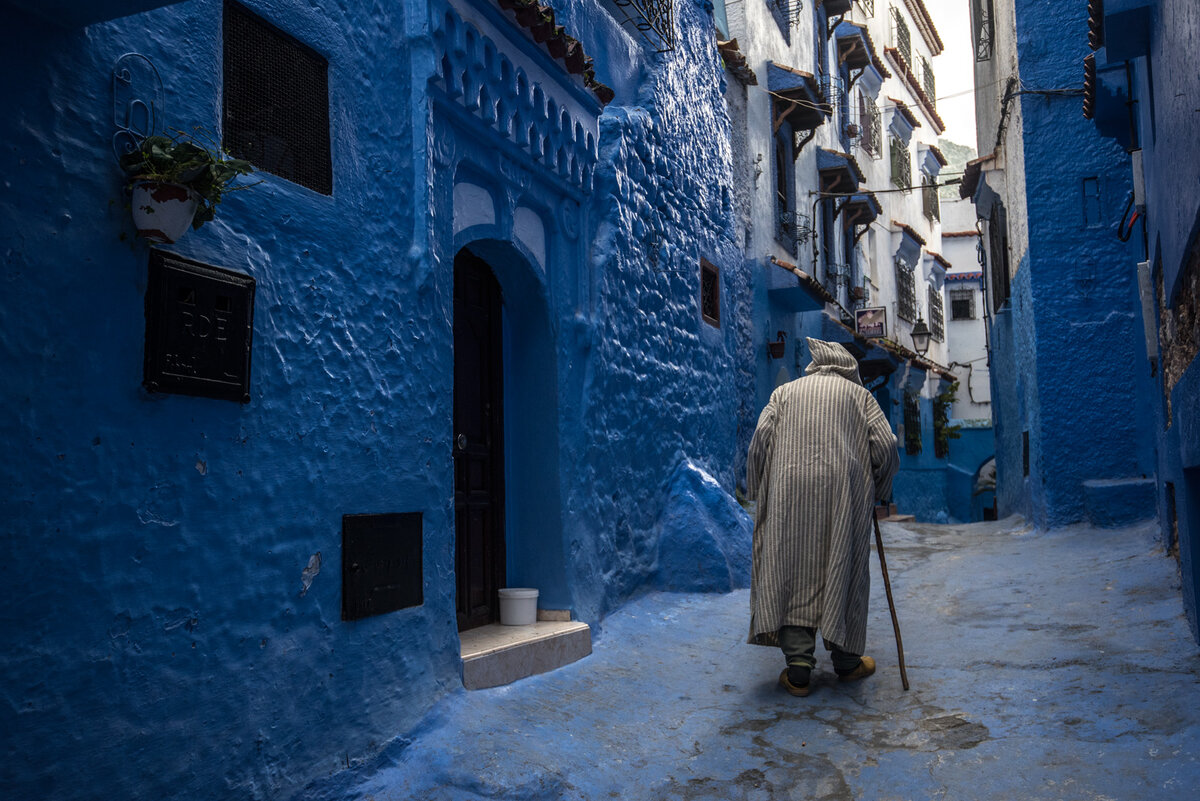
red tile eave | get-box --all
[883,48,945,134]
[942,230,979,238]
[927,143,948,167]
[886,93,922,129]
[891,219,928,246]
[927,251,952,269]
[770,256,837,306]
[903,0,945,55]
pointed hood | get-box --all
[803,338,863,385]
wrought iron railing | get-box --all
[767,0,804,42]
[855,0,875,17]
[776,210,811,256]
[920,56,936,106]
[890,136,911,190]
[928,285,945,340]
[922,175,940,221]
[612,0,675,52]
[859,93,881,158]
[895,259,917,321]
[903,392,922,454]
[892,6,911,65]
[972,0,994,62]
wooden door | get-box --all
[453,250,506,631]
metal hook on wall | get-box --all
[112,53,165,164]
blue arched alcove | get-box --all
[455,236,569,611]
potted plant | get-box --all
[119,127,255,244]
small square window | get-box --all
[700,259,720,328]
[223,1,332,195]
[950,288,975,320]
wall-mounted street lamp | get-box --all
[910,317,931,356]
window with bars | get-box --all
[988,202,1011,310]
[774,135,798,256]
[859,93,881,158]
[767,0,794,44]
[890,136,910,190]
[928,285,945,340]
[922,174,940,221]
[903,392,922,455]
[892,6,911,65]
[920,56,936,105]
[223,0,332,195]
[856,0,875,16]
[895,259,917,321]
[950,288,975,320]
[700,259,720,327]
[972,0,994,62]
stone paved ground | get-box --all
[301,518,1200,800]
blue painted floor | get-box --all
[302,518,1200,800]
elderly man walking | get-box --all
[746,338,899,697]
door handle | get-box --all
[456,433,468,451]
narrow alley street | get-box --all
[299,518,1200,800]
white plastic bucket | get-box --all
[498,588,538,626]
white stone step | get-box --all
[460,620,592,690]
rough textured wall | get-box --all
[987,253,1041,524]
[561,0,750,623]
[1148,0,1200,299]
[1014,0,1154,528]
[0,1,470,799]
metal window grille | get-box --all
[612,0,676,51]
[922,174,940,221]
[700,259,720,327]
[223,1,332,195]
[895,259,917,321]
[892,6,911,65]
[855,0,875,17]
[890,136,910,190]
[950,289,975,320]
[767,0,803,41]
[972,0,994,61]
[774,138,799,256]
[928,285,945,341]
[988,203,1011,309]
[904,392,922,455]
[920,56,936,105]
[859,93,881,158]
[933,399,951,458]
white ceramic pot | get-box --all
[131,181,199,244]
[498,588,539,626]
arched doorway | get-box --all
[453,248,506,630]
[452,240,568,631]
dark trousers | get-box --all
[779,625,861,673]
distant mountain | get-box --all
[938,139,977,199]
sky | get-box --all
[923,0,978,151]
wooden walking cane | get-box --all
[873,513,910,691]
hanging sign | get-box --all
[855,306,887,338]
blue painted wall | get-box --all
[1086,0,1200,639]
[0,0,752,797]
[987,0,1155,530]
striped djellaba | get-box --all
[746,338,900,656]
